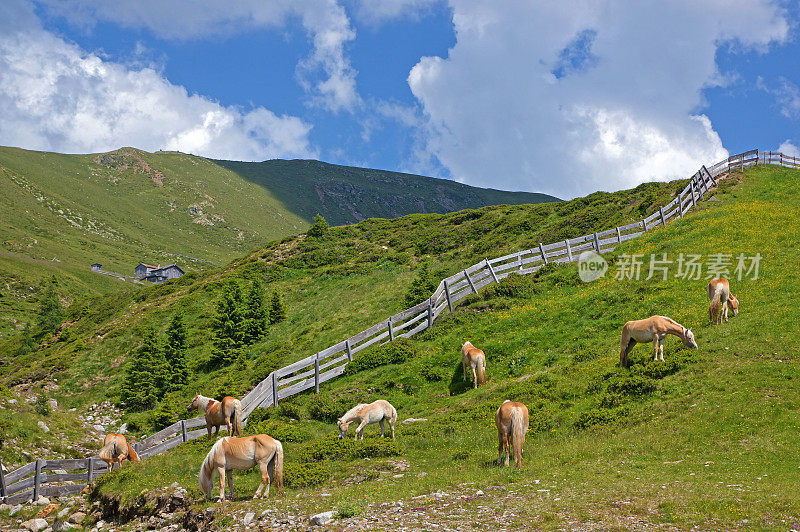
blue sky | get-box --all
[0,1,798,198]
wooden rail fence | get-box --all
[3,149,796,504]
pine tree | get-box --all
[164,313,189,391]
[37,277,64,334]
[120,329,165,411]
[242,279,269,344]
[307,213,329,237]
[269,290,286,324]
[210,281,245,366]
[403,261,438,307]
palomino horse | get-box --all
[495,400,529,467]
[619,315,698,367]
[98,433,140,471]
[188,394,243,439]
[199,435,283,501]
[461,341,487,389]
[337,399,397,440]
[708,277,739,325]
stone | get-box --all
[54,469,68,475]
[118,423,128,434]
[10,504,23,516]
[0,503,9,511]
[475,489,484,496]
[52,520,76,531]
[93,425,104,432]
[402,418,428,424]
[309,511,335,526]
[57,508,69,519]
[48,399,58,409]
[22,518,49,532]
[37,421,50,433]
[8,398,17,405]
[242,512,255,526]
[34,496,51,505]
[68,512,86,524]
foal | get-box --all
[188,393,243,439]
[99,433,140,471]
[495,400,529,467]
[461,341,487,389]
[708,277,739,325]
[619,315,698,367]
[337,399,397,440]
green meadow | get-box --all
[88,165,800,529]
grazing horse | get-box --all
[619,316,698,367]
[461,341,487,389]
[188,393,243,439]
[337,399,397,440]
[98,433,140,471]
[198,435,283,501]
[708,277,739,325]
[495,400,529,467]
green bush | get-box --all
[636,360,681,380]
[571,349,598,364]
[606,375,657,396]
[297,436,400,463]
[35,395,51,416]
[284,462,330,489]
[248,420,308,442]
[308,395,351,423]
[247,407,271,425]
[485,273,537,299]
[344,339,417,376]
[575,407,626,430]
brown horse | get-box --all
[199,435,283,501]
[461,341,487,389]
[98,433,140,471]
[495,400,529,467]
[619,315,698,367]
[708,277,739,325]
[188,393,243,439]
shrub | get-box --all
[575,407,626,430]
[248,420,308,443]
[606,375,657,396]
[297,436,400,463]
[486,273,536,299]
[284,462,330,489]
[247,408,271,426]
[307,214,330,238]
[344,339,417,376]
[308,395,350,423]
[636,360,681,380]
[571,349,598,364]
[336,501,360,518]
[35,395,51,416]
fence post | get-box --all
[564,239,573,261]
[485,260,499,284]
[345,340,353,361]
[271,373,278,408]
[181,420,187,443]
[593,233,600,252]
[642,218,647,232]
[539,243,548,264]
[616,227,622,244]
[659,206,666,226]
[678,193,684,217]
[700,172,709,194]
[87,458,93,484]
[0,456,6,503]
[702,165,716,186]
[690,180,696,207]
[517,251,523,272]
[443,280,453,312]
[33,459,42,501]
[387,317,394,342]
[427,298,434,328]
[314,354,320,394]
[464,270,478,294]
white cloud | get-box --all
[0,1,316,160]
[779,140,799,157]
[406,0,788,197]
[354,0,444,25]
[37,0,360,112]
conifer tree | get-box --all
[307,213,329,237]
[242,279,269,344]
[37,276,64,334]
[269,290,286,324]
[210,281,245,366]
[403,261,438,307]
[164,313,189,390]
[120,328,165,411]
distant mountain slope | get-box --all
[0,146,554,340]
[213,158,559,226]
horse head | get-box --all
[188,393,199,411]
[683,329,699,349]
[198,466,213,499]
[728,294,739,316]
[336,418,350,439]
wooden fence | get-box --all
[2,148,796,504]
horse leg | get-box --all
[497,429,505,466]
[206,422,213,439]
[226,418,233,436]
[653,337,659,361]
[227,469,235,500]
[356,420,368,440]
[215,424,220,437]
[390,419,395,439]
[379,419,385,437]
[254,462,267,499]
[217,467,226,501]
[472,366,478,389]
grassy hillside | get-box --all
[88,164,800,530]
[214,158,558,226]
[0,175,681,428]
[0,146,555,342]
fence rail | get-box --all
[3,148,796,504]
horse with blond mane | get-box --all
[462,341,487,389]
[708,277,739,325]
[619,315,698,367]
[188,393,243,439]
[199,435,283,501]
[337,399,397,440]
[495,400,529,467]
[98,433,140,471]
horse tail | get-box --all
[231,399,243,436]
[98,439,115,464]
[476,354,487,386]
[619,325,631,367]
[709,285,723,324]
[271,439,284,491]
[510,407,526,468]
